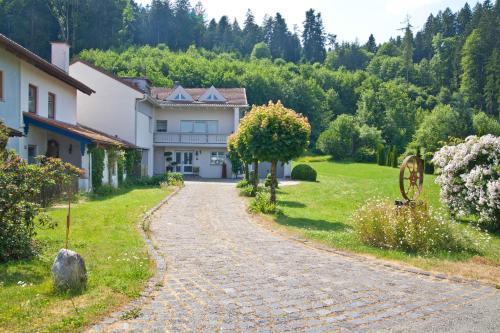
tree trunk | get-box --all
[244,163,249,181]
[270,160,277,203]
[252,159,259,196]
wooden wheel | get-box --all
[399,155,424,202]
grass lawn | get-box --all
[272,156,500,285]
[0,186,172,333]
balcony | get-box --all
[154,132,229,146]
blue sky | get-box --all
[135,0,473,43]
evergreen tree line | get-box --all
[0,0,328,63]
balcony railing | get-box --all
[154,132,229,145]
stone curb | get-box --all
[86,186,183,332]
[243,195,497,290]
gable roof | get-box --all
[165,85,194,102]
[0,33,94,95]
[151,87,248,106]
[199,86,227,103]
[70,59,146,94]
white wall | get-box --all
[136,106,154,176]
[20,62,77,124]
[154,106,235,134]
[69,61,143,144]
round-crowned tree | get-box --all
[239,101,311,203]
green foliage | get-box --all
[249,191,281,214]
[410,104,465,153]
[264,173,279,188]
[250,42,271,59]
[236,179,250,188]
[0,123,82,261]
[354,147,376,163]
[354,199,485,254]
[473,112,500,136]
[316,114,358,159]
[376,145,385,166]
[391,146,399,168]
[239,184,263,197]
[291,164,317,181]
[117,152,125,186]
[124,149,141,179]
[89,146,105,190]
[423,152,435,175]
[93,184,117,196]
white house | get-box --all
[0,34,130,191]
[70,60,249,179]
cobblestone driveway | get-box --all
[95,181,499,333]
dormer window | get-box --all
[200,86,226,103]
[166,85,193,102]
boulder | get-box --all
[52,249,87,291]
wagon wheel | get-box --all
[399,155,424,202]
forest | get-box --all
[1,0,499,159]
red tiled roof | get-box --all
[0,34,94,95]
[151,87,248,106]
[23,112,133,148]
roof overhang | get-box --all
[0,34,95,95]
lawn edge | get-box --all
[240,194,497,289]
[86,186,182,332]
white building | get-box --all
[0,34,130,191]
[70,60,250,179]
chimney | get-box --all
[50,41,70,72]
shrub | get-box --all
[316,114,358,159]
[423,152,434,174]
[166,172,184,186]
[432,135,500,230]
[376,145,385,166]
[249,192,281,214]
[93,184,117,196]
[473,112,500,136]
[236,179,250,188]
[0,131,82,261]
[354,199,487,254]
[291,164,317,181]
[264,173,279,188]
[354,147,376,163]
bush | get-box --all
[236,179,250,188]
[354,199,487,254]
[249,192,281,214]
[354,147,376,163]
[239,184,264,197]
[291,164,317,181]
[423,152,434,174]
[166,172,184,186]
[316,114,359,159]
[432,135,500,230]
[0,140,81,261]
[264,173,279,188]
[93,184,117,196]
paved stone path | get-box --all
[95,181,499,332]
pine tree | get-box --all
[401,18,414,83]
[302,9,326,63]
[269,13,289,59]
[484,49,500,117]
[365,34,377,53]
[242,9,262,56]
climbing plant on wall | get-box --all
[124,149,141,179]
[89,145,105,190]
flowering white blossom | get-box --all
[432,135,499,229]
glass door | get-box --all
[174,151,193,174]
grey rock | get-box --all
[51,248,87,291]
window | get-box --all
[180,120,218,133]
[210,152,225,165]
[175,93,186,100]
[156,120,168,132]
[48,93,56,119]
[0,70,3,100]
[207,94,218,101]
[28,84,37,113]
[27,145,37,164]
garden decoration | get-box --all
[399,155,424,203]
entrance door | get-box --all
[175,151,193,174]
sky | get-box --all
[135,0,473,43]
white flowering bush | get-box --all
[432,135,499,230]
[354,199,488,254]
